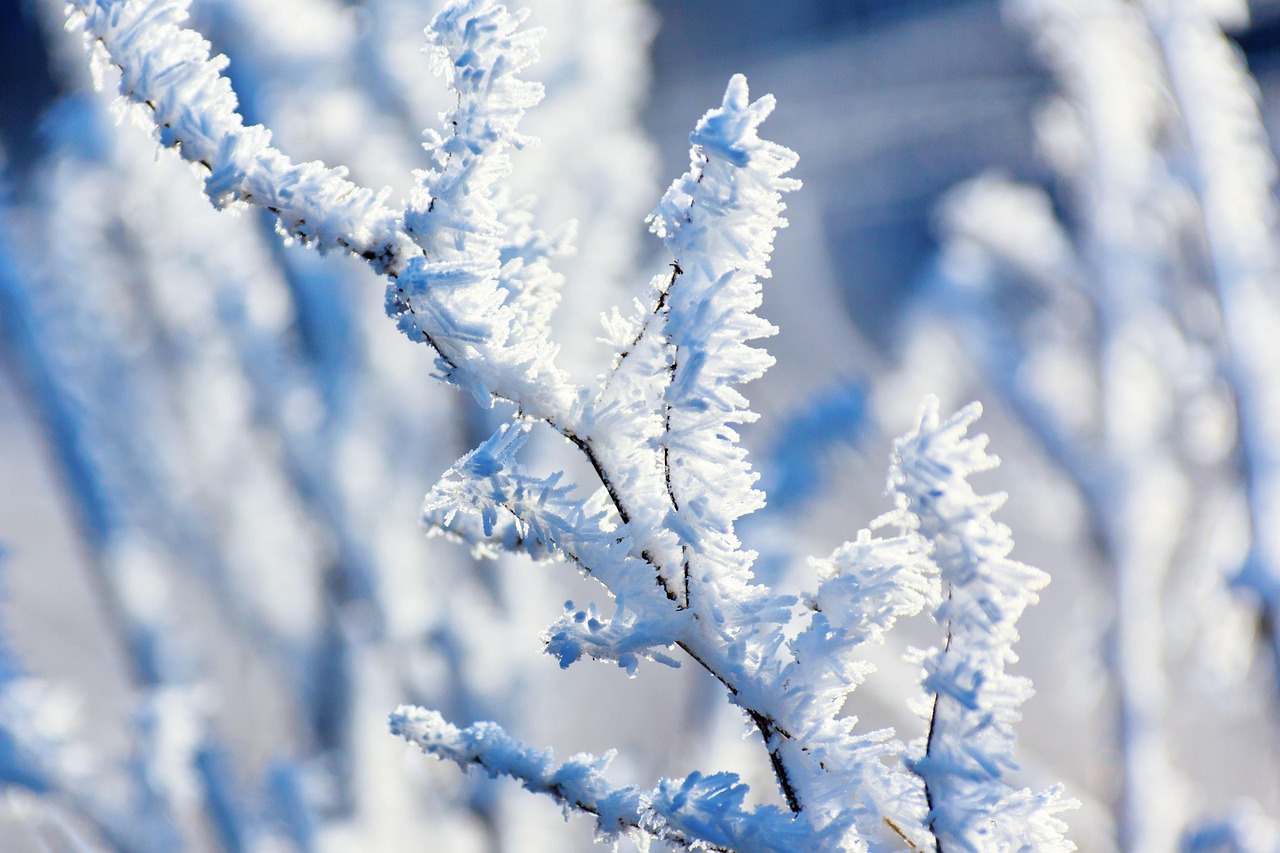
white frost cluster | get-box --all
[59,0,1073,850]
[391,0,576,415]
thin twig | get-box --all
[922,583,954,853]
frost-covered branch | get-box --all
[388,0,578,415]
[892,399,1074,852]
[771,524,935,850]
[646,73,794,612]
[389,706,814,853]
[65,0,416,273]
[422,421,684,674]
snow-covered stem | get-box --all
[892,398,1074,852]
[389,0,579,416]
[646,72,794,611]
[422,421,685,674]
[389,706,814,853]
[773,522,936,849]
[64,0,416,274]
